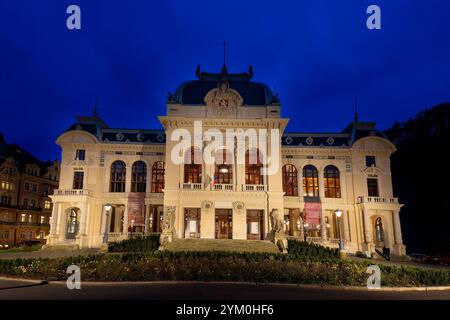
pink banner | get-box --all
[304,202,321,226]
[128,193,145,225]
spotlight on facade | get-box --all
[104,204,112,212]
[219,165,229,173]
[335,209,343,218]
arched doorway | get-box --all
[66,208,80,240]
[374,217,385,247]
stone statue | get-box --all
[159,206,176,250]
[268,208,288,253]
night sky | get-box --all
[1,0,449,161]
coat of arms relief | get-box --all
[204,80,243,118]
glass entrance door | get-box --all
[184,208,200,238]
[215,209,232,239]
[247,210,264,240]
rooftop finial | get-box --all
[221,41,228,74]
[354,100,359,122]
[93,96,98,117]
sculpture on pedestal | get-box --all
[159,206,176,250]
[268,208,288,253]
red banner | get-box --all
[128,193,145,225]
[304,202,321,226]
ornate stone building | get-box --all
[47,65,406,256]
[0,134,60,247]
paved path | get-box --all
[0,249,102,260]
[0,280,449,300]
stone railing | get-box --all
[180,183,203,190]
[211,184,234,191]
[54,189,93,197]
[357,196,399,204]
[242,184,267,192]
[107,232,124,242]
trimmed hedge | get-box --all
[287,239,339,259]
[108,235,160,253]
[0,251,449,287]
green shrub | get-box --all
[108,234,160,253]
[287,239,339,259]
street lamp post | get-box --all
[335,209,345,252]
[103,204,112,244]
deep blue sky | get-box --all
[1,0,449,161]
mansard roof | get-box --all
[170,65,279,106]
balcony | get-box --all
[242,184,267,192]
[357,196,399,204]
[211,184,234,191]
[180,183,203,190]
[54,189,93,197]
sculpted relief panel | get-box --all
[204,80,243,118]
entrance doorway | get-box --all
[184,208,200,238]
[215,209,232,239]
[247,210,264,240]
[66,208,80,240]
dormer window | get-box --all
[365,156,376,167]
[75,149,86,161]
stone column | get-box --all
[100,205,108,236]
[343,210,350,242]
[123,205,129,235]
[79,202,88,235]
[144,205,150,234]
[58,206,66,241]
[318,168,325,199]
[320,209,327,242]
[392,210,403,245]
[362,209,372,244]
[50,202,60,235]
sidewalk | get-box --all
[0,248,102,260]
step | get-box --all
[164,239,280,253]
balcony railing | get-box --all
[180,183,203,190]
[357,196,398,204]
[54,189,93,196]
[242,184,267,192]
[211,184,234,191]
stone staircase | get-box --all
[164,239,280,253]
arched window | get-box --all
[324,165,341,198]
[375,217,384,243]
[110,161,126,192]
[151,161,165,193]
[215,149,233,184]
[282,164,298,196]
[131,161,147,192]
[302,165,319,197]
[245,149,264,185]
[184,147,202,183]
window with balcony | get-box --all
[110,161,126,192]
[367,178,379,197]
[30,199,36,208]
[184,148,202,184]
[366,156,376,167]
[75,149,86,161]
[151,161,165,193]
[215,149,233,184]
[302,165,319,197]
[73,171,84,190]
[324,165,341,198]
[131,161,147,192]
[282,164,298,196]
[245,149,263,185]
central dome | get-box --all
[171,65,278,106]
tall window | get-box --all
[151,161,165,193]
[302,165,319,197]
[110,161,126,192]
[73,171,84,189]
[131,161,147,192]
[184,148,202,183]
[282,164,298,196]
[245,149,263,185]
[367,178,379,197]
[324,165,341,198]
[215,149,233,184]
